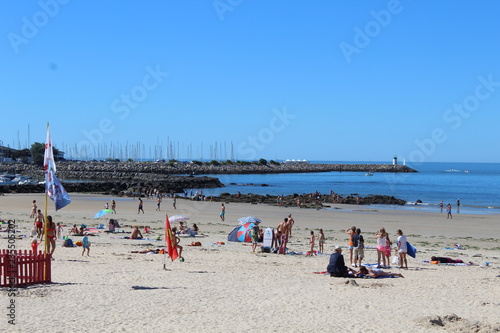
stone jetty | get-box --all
[1,161,416,180]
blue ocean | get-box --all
[198,162,500,215]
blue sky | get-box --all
[1,0,500,163]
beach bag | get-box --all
[63,238,74,247]
[391,255,399,266]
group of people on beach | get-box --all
[326,226,409,278]
[439,199,461,219]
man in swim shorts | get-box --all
[34,209,44,238]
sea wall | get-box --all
[0,176,224,195]
[0,161,416,180]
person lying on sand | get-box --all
[430,256,464,264]
[355,266,404,278]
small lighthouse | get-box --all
[393,155,398,166]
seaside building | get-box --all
[0,145,16,162]
[284,159,309,164]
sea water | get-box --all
[195,162,500,215]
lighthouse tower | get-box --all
[393,155,398,166]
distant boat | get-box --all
[464,170,469,173]
[444,169,460,172]
[365,172,374,176]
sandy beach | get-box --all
[1,193,500,332]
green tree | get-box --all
[30,142,60,166]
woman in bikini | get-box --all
[46,216,57,257]
[356,266,404,278]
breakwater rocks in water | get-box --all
[205,192,406,208]
[0,161,416,178]
[0,176,224,195]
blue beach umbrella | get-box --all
[237,216,262,225]
[94,209,114,218]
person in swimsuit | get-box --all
[156,197,162,211]
[446,203,452,219]
[130,226,143,239]
[111,199,116,214]
[308,230,316,255]
[82,232,90,256]
[375,227,389,268]
[46,215,57,256]
[355,266,404,278]
[138,198,144,214]
[30,200,37,218]
[34,209,44,238]
[318,229,325,254]
[345,226,356,267]
[220,203,225,221]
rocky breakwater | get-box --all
[0,175,224,195]
[209,192,406,209]
[1,161,417,177]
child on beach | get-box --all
[318,229,325,254]
[375,228,389,268]
[82,232,90,256]
[31,238,40,253]
[385,236,392,267]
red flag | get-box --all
[165,214,179,261]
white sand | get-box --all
[1,193,500,332]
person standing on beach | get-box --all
[156,197,162,211]
[446,203,452,219]
[318,229,325,254]
[396,229,408,269]
[439,201,444,213]
[45,215,57,257]
[82,232,90,256]
[220,203,225,221]
[287,214,295,237]
[375,228,389,268]
[111,199,116,214]
[34,209,44,238]
[138,198,144,214]
[308,231,316,255]
[30,200,37,218]
[345,226,356,267]
[173,196,177,210]
[279,218,292,254]
[251,223,260,252]
[352,228,364,267]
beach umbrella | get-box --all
[238,216,262,225]
[169,215,190,223]
[237,222,255,242]
[93,209,113,218]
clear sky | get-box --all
[1,0,500,163]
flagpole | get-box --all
[43,123,49,255]
[163,212,167,270]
